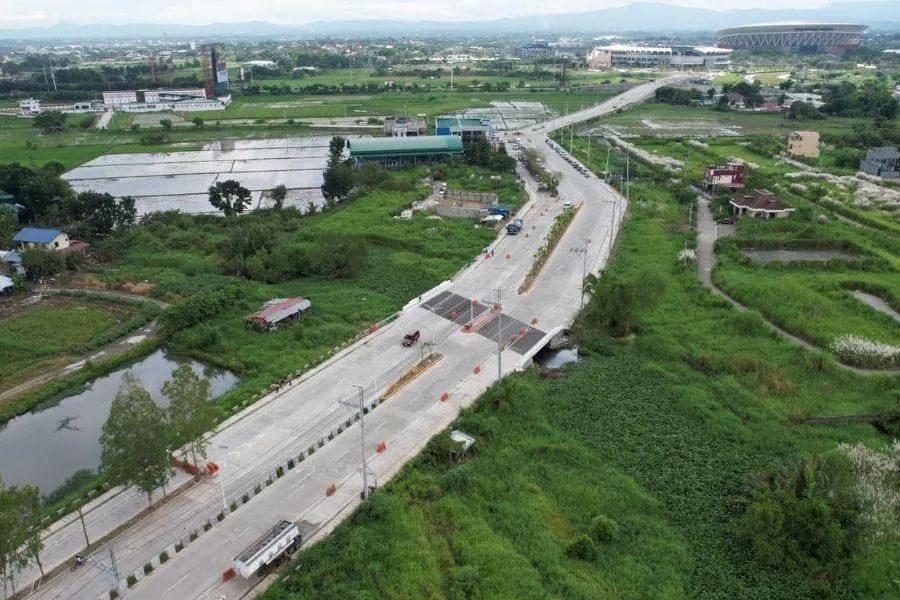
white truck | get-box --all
[233,520,302,578]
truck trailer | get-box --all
[233,520,302,578]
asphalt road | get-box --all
[23,76,685,600]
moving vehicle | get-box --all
[402,330,421,347]
[506,218,524,234]
[233,520,302,579]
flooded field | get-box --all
[62,136,336,216]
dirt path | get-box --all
[695,198,894,377]
[0,289,170,405]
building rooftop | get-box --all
[13,227,62,244]
[349,135,464,157]
[730,189,793,212]
[249,297,311,324]
[435,117,491,129]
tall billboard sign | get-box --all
[199,43,228,97]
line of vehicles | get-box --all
[546,138,591,178]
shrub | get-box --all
[189,532,198,542]
[203,521,212,531]
[566,534,598,561]
[254,483,262,494]
[159,551,169,563]
[143,563,153,575]
[353,492,390,525]
[440,465,477,492]
[242,493,250,504]
[127,575,137,588]
[590,514,620,543]
[276,466,285,478]
[829,335,900,369]
[175,542,184,552]
[217,511,225,522]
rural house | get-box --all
[787,131,820,159]
[702,163,745,191]
[247,297,312,331]
[730,189,794,219]
[12,228,70,251]
[859,147,899,179]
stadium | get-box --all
[716,22,867,53]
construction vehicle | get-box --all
[233,520,302,578]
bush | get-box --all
[127,575,137,588]
[353,492,390,525]
[590,514,620,543]
[440,465,477,492]
[159,551,169,563]
[143,563,153,575]
[566,534,598,561]
[738,454,858,585]
[276,466,285,478]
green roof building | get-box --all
[348,135,464,166]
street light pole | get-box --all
[495,289,502,380]
[215,444,228,512]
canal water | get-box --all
[0,350,237,494]
[533,346,582,369]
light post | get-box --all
[569,241,589,313]
[215,444,228,512]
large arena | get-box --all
[716,22,866,53]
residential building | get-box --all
[384,115,427,137]
[102,88,207,108]
[435,116,492,144]
[17,99,97,116]
[783,92,825,109]
[725,92,747,109]
[730,189,794,219]
[348,136,464,167]
[859,147,899,179]
[703,163,745,191]
[787,131,820,159]
[12,227,69,251]
[246,297,312,331]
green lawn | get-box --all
[260,157,897,600]
[0,296,140,396]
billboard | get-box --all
[212,43,228,87]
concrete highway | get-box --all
[21,76,683,600]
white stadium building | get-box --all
[716,22,866,53]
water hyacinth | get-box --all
[829,334,900,368]
[838,441,900,541]
[677,248,696,263]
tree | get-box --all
[21,247,65,280]
[788,101,825,121]
[192,117,204,129]
[328,135,346,160]
[320,160,354,204]
[269,184,287,210]
[312,233,368,278]
[578,270,665,338]
[78,114,98,130]
[208,180,252,216]
[163,365,217,466]
[100,371,172,507]
[0,212,17,247]
[68,191,136,239]
[225,223,273,276]
[32,110,67,133]
[159,118,173,131]
[0,477,44,595]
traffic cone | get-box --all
[474,365,481,374]
[440,392,449,402]
[376,441,387,453]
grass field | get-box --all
[260,160,898,600]
[0,296,141,396]
[82,163,515,410]
[592,103,870,138]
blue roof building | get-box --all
[12,228,70,251]
[435,116,492,145]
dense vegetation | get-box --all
[260,152,898,599]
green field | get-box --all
[260,158,898,600]
[86,162,517,410]
[0,296,141,397]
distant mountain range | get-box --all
[1,1,899,40]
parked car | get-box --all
[506,218,524,234]
[402,331,421,347]
[715,216,734,225]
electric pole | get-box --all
[495,289,502,380]
[339,386,372,500]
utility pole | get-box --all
[340,386,371,500]
[214,444,228,512]
[626,154,630,204]
[86,545,124,598]
[605,146,611,179]
[587,134,591,166]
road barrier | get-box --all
[326,484,337,497]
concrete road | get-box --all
[22,76,685,600]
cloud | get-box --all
[0,10,48,22]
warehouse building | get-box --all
[348,136,464,167]
[102,88,208,107]
[435,116,492,144]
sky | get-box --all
[0,0,874,28]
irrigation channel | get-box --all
[0,350,237,494]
